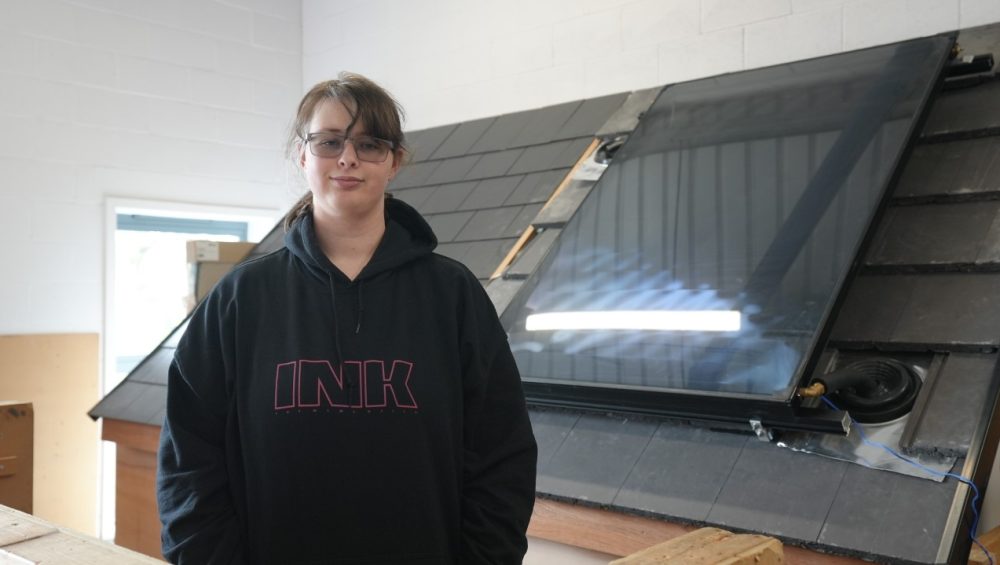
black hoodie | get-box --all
[157,197,538,565]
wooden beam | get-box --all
[101,419,160,453]
[489,137,601,280]
[528,498,868,565]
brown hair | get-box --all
[283,72,408,229]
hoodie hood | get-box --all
[283,195,438,284]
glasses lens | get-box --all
[353,136,390,162]
[307,134,392,162]
[309,133,345,158]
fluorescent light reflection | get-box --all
[525,310,741,332]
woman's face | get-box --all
[299,98,399,224]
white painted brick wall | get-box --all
[0,0,301,335]
[303,0,1000,130]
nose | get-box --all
[338,139,360,168]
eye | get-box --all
[356,138,382,152]
[317,136,344,150]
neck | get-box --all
[312,203,386,281]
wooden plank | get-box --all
[0,505,161,564]
[488,137,600,280]
[968,522,1000,563]
[528,498,868,565]
[114,447,162,560]
[102,420,160,453]
[611,527,784,565]
[0,334,99,535]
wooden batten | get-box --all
[102,419,164,560]
[102,419,161,453]
[528,498,867,565]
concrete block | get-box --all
[73,5,151,57]
[490,27,553,77]
[119,55,191,100]
[253,12,301,53]
[30,281,102,333]
[0,158,77,201]
[745,7,843,68]
[0,194,31,242]
[844,0,959,51]
[190,70,256,112]
[553,10,622,66]
[216,110,285,148]
[217,40,299,85]
[583,46,659,100]
[701,0,792,32]
[75,87,150,131]
[0,116,42,161]
[0,76,71,122]
[0,32,37,77]
[252,80,301,117]
[147,24,219,70]
[792,0,848,12]
[36,39,117,89]
[658,27,744,84]
[147,100,219,141]
[962,0,1000,27]
[253,0,300,21]
[621,0,700,50]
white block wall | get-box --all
[0,0,303,335]
[303,0,1000,131]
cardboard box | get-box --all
[0,401,33,514]
[186,241,257,308]
[186,241,256,264]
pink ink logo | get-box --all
[274,359,417,411]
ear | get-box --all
[387,151,402,181]
[296,141,307,169]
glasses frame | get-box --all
[303,132,396,163]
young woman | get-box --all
[157,73,538,565]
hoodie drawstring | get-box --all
[327,273,346,369]
[355,281,364,334]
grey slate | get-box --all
[509,101,581,148]
[89,380,149,421]
[615,424,748,521]
[505,204,543,238]
[706,439,848,541]
[829,275,917,344]
[425,155,482,186]
[419,181,476,214]
[424,211,474,243]
[434,242,466,263]
[528,408,580,469]
[976,208,1000,264]
[506,228,561,279]
[531,179,597,228]
[904,353,999,457]
[457,207,523,241]
[866,202,1000,267]
[459,177,523,210]
[893,137,1000,199]
[406,124,456,161]
[485,277,524,317]
[464,149,523,180]
[892,273,1000,347]
[390,160,440,189]
[390,186,437,211]
[469,112,535,154]
[818,463,956,562]
[921,78,1000,138]
[129,347,174,386]
[508,140,581,175]
[504,170,567,206]
[536,413,657,504]
[430,118,495,160]
[556,93,631,139]
[460,239,517,280]
[164,321,187,348]
[596,89,661,137]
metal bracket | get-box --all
[749,419,774,442]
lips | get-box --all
[332,176,363,188]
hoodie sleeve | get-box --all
[157,290,246,565]
[460,282,538,564]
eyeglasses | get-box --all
[303,132,395,162]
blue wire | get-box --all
[820,396,993,564]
